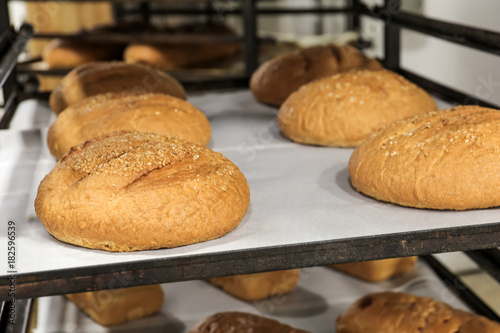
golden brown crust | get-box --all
[124,42,240,70]
[35,131,250,252]
[207,269,300,301]
[250,44,383,106]
[65,285,164,326]
[189,312,310,333]
[331,257,418,282]
[47,92,211,160]
[336,292,500,333]
[49,61,187,114]
[349,105,500,210]
[42,38,122,68]
[278,69,437,147]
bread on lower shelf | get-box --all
[330,257,418,282]
[189,311,310,333]
[336,291,500,333]
[207,269,300,301]
[65,285,164,326]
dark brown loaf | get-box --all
[336,292,500,333]
[207,269,300,301]
[250,44,383,106]
[349,105,500,210]
[278,69,438,147]
[35,131,250,252]
[331,257,418,282]
[189,312,310,333]
[65,285,164,326]
[47,92,211,160]
[49,61,186,114]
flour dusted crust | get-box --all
[207,269,300,301]
[35,131,250,252]
[49,61,186,114]
[65,285,164,326]
[47,92,211,160]
[331,257,418,282]
[278,69,438,147]
[250,44,382,106]
[189,312,310,333]
[349,105,500,210]
[336,292,500,333]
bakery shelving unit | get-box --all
[2,0,500,331]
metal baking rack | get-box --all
[2,0,500,331]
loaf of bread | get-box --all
[35,131,250,251]
[42,38,123,68]
[250,44,382,106]
[189,312,310,333]
[278,69,438,147]
[337,292,500,333]
[47,92,211,160]
[207,269,300,301]
[349,105,500,210]
[49,61,186,114]
[330,257,418,282]
[124,22,240,70]
[65,285,163,326]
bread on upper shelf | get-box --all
[277,69,437,147]
[349,105,500,210]
[250,43,382,106]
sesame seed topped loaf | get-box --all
[189,312,310,333]
[35,131,250,252]
[47,92,211,160]
[250,44,382,106]
[49,61,186,114]
[349,105,500,210]
[278,69,437,147]
[337,292,500,333]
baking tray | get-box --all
[1,90,500,301]
[31,260,472,333]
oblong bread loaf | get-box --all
[349,105,500,210]
[49,61,186,114]
[35,131,250,252]
[331,257,418,282]
[250,44,383,106]
[337,292,500,333]
[47,92,211,160]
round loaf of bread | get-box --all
[349,105,500,210]
[337,292,500,333]
[278,69,438,147]
[35,131,250,252]
[47,92,211,160]
[49,61,186,114]
[250,44,383,106]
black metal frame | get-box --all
[2,0,500,328]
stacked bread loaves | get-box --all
[47,92,211,160]
[349,105,500,210]
[250,44,382,106]
[337,292,500,333]
[65,285,164,326]
[35,131,250,251]
[207,269,300,301]
[278,69,438,147]
[49,61,186,114]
